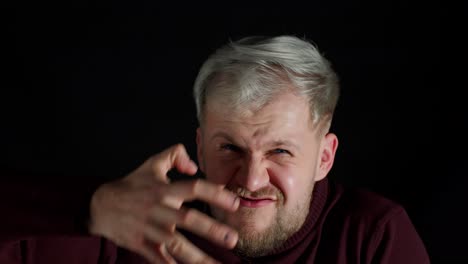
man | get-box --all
[89,36,429,263]
[0,35,429,263]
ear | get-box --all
[316,133,338,181]
[196,127,205,172]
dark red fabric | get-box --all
[0,177,429,263]
[0,177,145,263]
[184,178,430,263]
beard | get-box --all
[211,184,314,258]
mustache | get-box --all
[227,186,284,200]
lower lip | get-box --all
[239,198,275,208]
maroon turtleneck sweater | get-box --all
[0,177,429,263]
[184,178,430,263]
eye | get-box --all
[220,143,241,152]
[271,148,291,155]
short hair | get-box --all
[193,35,340,129]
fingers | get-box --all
[136,243,175,264]
[149,205,238,248]
[143,223,221,264]
[166,233,220,264]
[165,179,240,212]
[109,145,235,263]
[153,144,198,177]
[151,242,178,264]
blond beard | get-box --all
[211,185,314,258]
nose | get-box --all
[235,155,269,192]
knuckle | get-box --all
[154,243,166,253]
[180,208,196,225]
[170,144,184,158]
[189,179,202,194]
[207,222,224,238]
[166,238,184,256]
[173,143,184,151]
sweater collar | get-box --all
[189,178,330,261]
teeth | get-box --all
[232,188,273,200]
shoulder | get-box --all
[320,180,429,263]
[325,180,405,226]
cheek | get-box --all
[267,161,316,204]
[266,165,298,203]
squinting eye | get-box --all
[220,144,240,152]
[273,148,290,155]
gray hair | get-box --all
[193,35,340,128]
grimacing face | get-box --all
[196,91,338,257]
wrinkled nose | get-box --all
[235,156,269,192]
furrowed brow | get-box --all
[210,131,236,143]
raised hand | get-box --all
[89,144,239,264]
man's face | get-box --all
[196,91,337,257]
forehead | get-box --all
[203,92,315,143]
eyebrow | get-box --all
[210,131,299,151]
[210,131,238,144]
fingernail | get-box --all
[232,196,239,208]
[224,232,235,244]
[224,231,237,247]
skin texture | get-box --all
[89,144,241,264]
[197,91,338,257]
[89,91,338,263]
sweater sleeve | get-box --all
[369,207,430,264]
[0,174,103,239]
[0,174,156,264]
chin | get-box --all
[212,206,275,232]
[230,207,275,232]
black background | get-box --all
[3,1,466,263]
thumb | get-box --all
[151,144,198,180]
